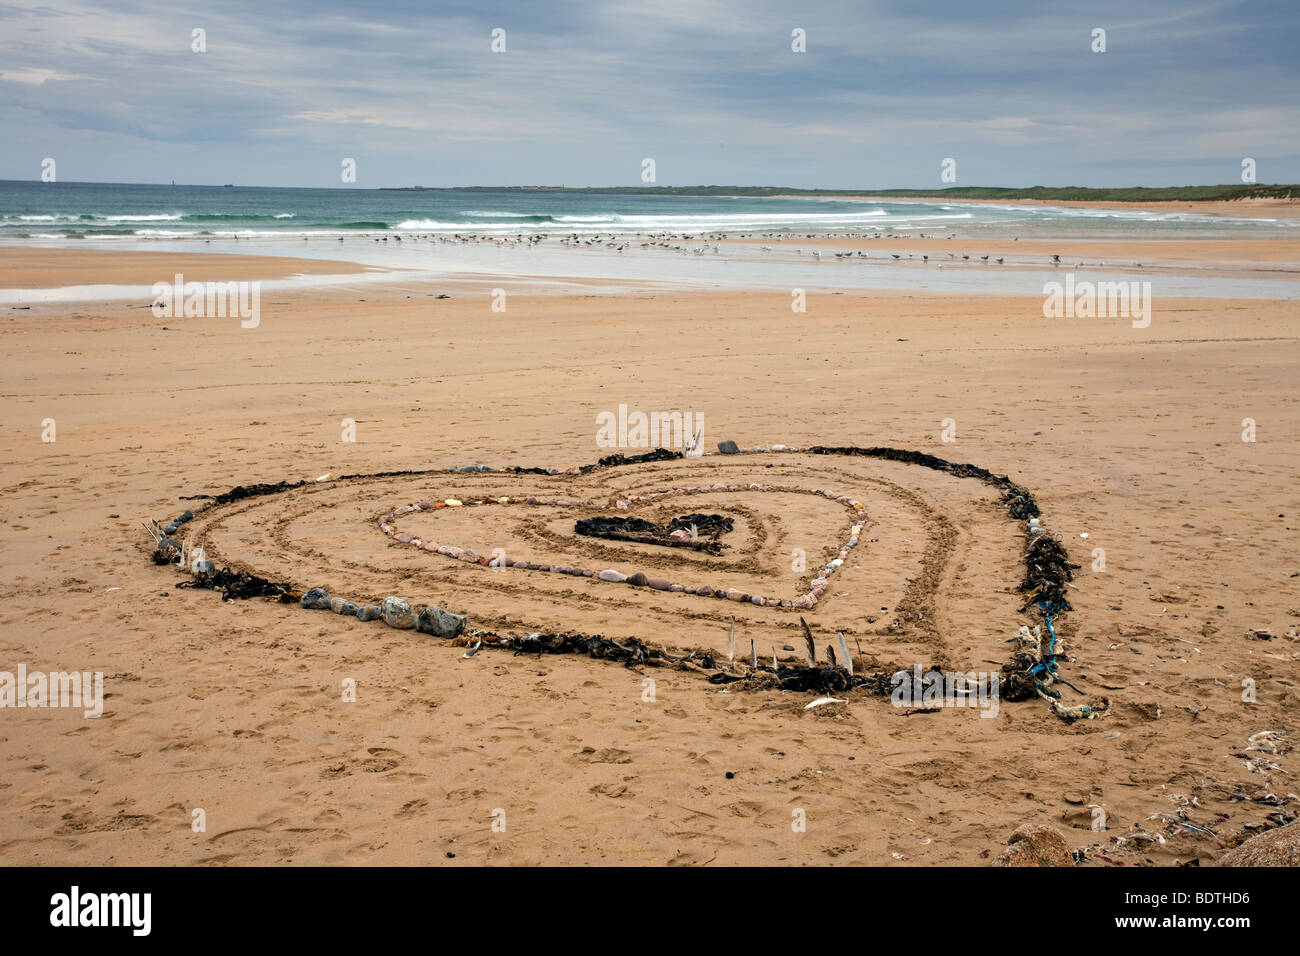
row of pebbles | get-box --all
[299,588,467,639]
[378,479,865,610]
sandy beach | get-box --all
[0,241,1295,866]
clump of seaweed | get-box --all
[151,538,183,565]
[213,480,310,505]
[590,448,682,471]
[177,567,298,602]
[1019,535,1078,612]
[455,625,905,696]
[575,512,733,554]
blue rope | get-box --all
[1027,600,1062,677]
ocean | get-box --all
[1,180,1295,243]
[3,180,1297,301]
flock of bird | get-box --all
[214,229,1140,270]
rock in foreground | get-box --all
[380,596,416,629]
[300,587,331,610]
[415,604,466,639]
[990,824,1073,867]
[1218,820,1300,866]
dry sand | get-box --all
[0,247,1296,866]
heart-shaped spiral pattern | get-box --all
[378,481,868,609]
[153,444,1099,718]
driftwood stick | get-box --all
[676,660,719,677]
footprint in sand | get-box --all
[395,798,428,818]
[360,747,404,773]
[574,746,632,764]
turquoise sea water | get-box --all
[2,180,1295,242]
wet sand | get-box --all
[0,248,375,289]
[0,251,1296,866]
[734,237,1300,267]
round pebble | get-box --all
[300,587,331,610]
[380,596,416,629]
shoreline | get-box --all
[4,240,1298,303]
[770,193,1300,220]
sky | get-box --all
[0,0,1297,189]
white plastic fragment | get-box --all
[805,696,848,710]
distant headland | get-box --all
[380,184,1297,202]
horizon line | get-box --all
[3,179,1296,194]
